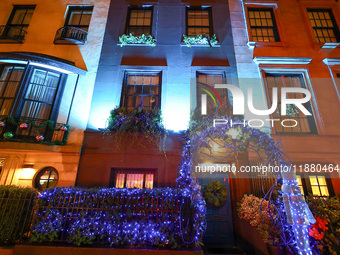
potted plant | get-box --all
[237,194,291,255]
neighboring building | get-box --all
[228,0,340,252]
[0,0,110,189]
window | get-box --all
[34,167,58,191]
[121,72,161,110]
[65,6,93,32]
[0,65,63,121]
[307,9,340,43]
[247,8,280,42]
[126,7,153,36]
[186,7,213,36]
[21,69,61,120]
[196,71,231,115]
[110,169,156,189]
[0,158,4,178]
[0,5,35,42]
[0,66,25,116]
[296,175,304,196]
[264,73,317,134]
[296,173,334,197]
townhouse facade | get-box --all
[0,0,110,189]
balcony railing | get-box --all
[0,25,27,43]
[54,26,88,45]
[0,116,69,145]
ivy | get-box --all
[119,33,156,47]
[183,34,218,47]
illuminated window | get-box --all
[264,73,317,134]
[247,8,280,42]
[309,175,329,197]
[126,7,153,36]
[65,6,93,32]
[111,169,156,189]
[0,66,25,116]
[296,173,333,197]
[296,175,304,196]
[186,7,213,36]
[34,167,58,191]
[307,9,340,43]
[121,72,161,111]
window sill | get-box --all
[180,42,221,48]
[117,43,156,47]
[247,41,285,49]
[320,42,340,49]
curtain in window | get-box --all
[21,68,60,120]
[0,66,24,116]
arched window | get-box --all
[34,167,58,191]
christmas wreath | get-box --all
[204,180,227,207]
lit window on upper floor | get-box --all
[126,7,153,36]
[307,9,340,43]
[0,5,35,43]
[263,73,317,134]
[186,7,213,37]
[121,72,161,111]
[247,8,280,42]
[54,6,93,45]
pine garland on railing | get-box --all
[0,116,69,145]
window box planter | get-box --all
[118,33,156,47]
[182,34,219,47]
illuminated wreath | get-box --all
[204,180,227,207]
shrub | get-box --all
[307,195,340,255]
[0,185,38,245]
[30,186,202,248]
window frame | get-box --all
[300,2,340,48]
[120,71,162,110]
[296,172,335,198]
[110,168,157,189]
[0,63,67,122]
[261,68,319,135]
[64,6,94,32]
[306,8,340,44]
[6,5,36,30]
[243,3,285,49]
[125,6,154,37]
[186,6,214,37]
[34,167,59,191]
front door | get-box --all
[200,173,234,245]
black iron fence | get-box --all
[31,188,196,248]
[0,25,27,43]
[0,186,38,245]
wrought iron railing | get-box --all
[32,188,196,247]
[54,26,88,45]
[0,187,38,245]
[0,116,68,145]
[0,25,27,43]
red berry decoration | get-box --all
[36,135,44,142]
[20,123,29,130]
[0,121,5,127]
[60,126,68,132]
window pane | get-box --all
[126,174,144,189]
[310,176,318,185]
[11,9,27,24]
[68,11,82,25]
[127,8,153,36]
[317,176,327,185]
[311,186,321,196]
[320,186,329,196]
[145,174,154,189]
[116,173,125,188]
